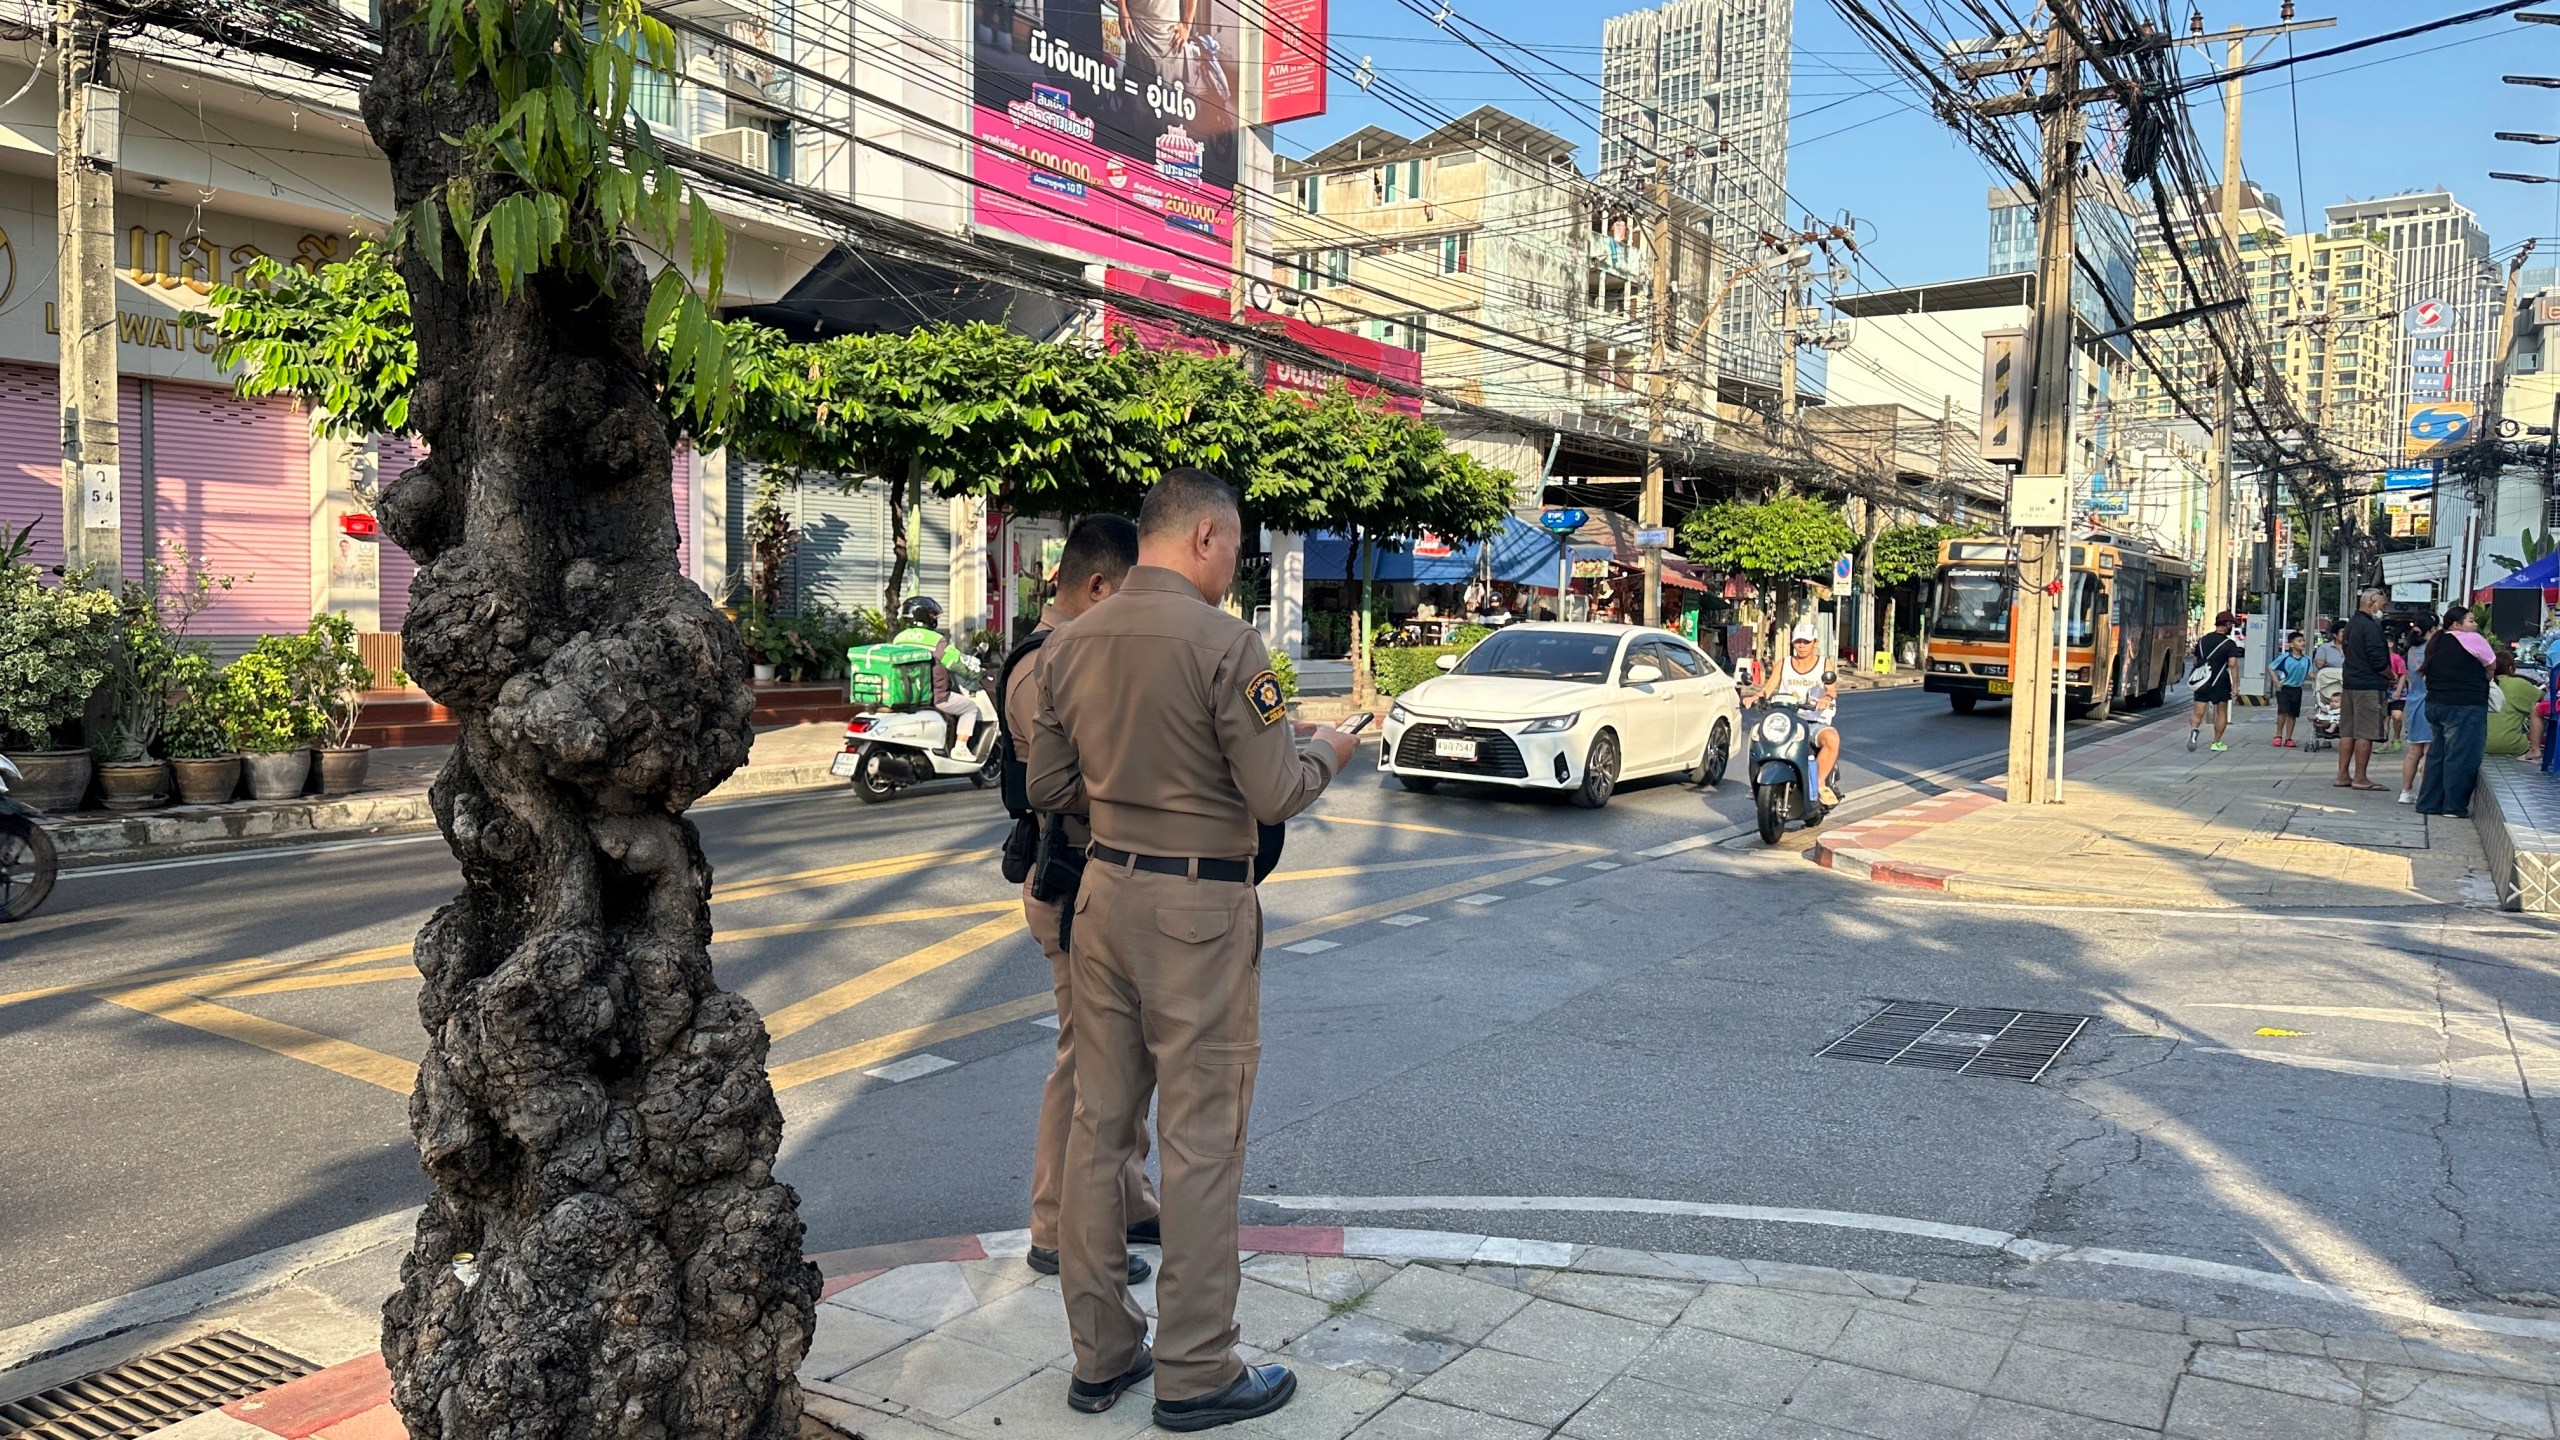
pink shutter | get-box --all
[151,383,313,633]
[375,434,426,631]
[0,364,145,579]
[672,441,693,583]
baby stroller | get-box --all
[2303,668,2342,752]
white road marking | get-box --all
[1528,876,1567,887]
[1455,893,1505,906]
[1032,1015,1062,1030]
[1254,1194,2560,1341]
[1584,862,1623,871]
[863,1053,956,1083]
[1379,914,1433,927]
[1636,836,1715,858]
[1282,939,1342,954]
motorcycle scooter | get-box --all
[0,755,58,922]
[1747,687,1833,845]
[832,685,1002,803]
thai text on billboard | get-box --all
[1101,268,1422,415]
[1262,0,1327,123]
[971,0,1241,288]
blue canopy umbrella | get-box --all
[2486,550,2558,589]
[1305,517,1581,588]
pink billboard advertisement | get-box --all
[971,0,1240,288]
[1102,269,1423,417]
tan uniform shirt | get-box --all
[1028,566,1339,859]
[1005,605,1090,849]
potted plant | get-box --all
[0,520,122,812]
[735,596,786,682]
[301,612,378,794]
[223,638,323,800]
[162,651,243,804]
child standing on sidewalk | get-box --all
[2268,631,2309,748]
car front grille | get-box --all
[1395,721,1530,779]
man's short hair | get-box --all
[2360,587,2387,607]
[1137,467,1240,542]
[1056,514,1139,590]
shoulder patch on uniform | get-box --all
[1246,669,1287,727]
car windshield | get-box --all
[1933,569,2012,641]
[1451,630,1619,683]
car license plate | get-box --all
[1988,680,2013,696]
[1433,737,1479,761]
[829,752,860,777]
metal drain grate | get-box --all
[1818,1002,2090,1083]
[0,1332,315,1440]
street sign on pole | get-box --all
[1635,527,1672,549]
[1832,552,1853,587]
[2382,467,2433,491]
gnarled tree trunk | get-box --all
[363,17,817,1440]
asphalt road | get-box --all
[6,686,2555,1344]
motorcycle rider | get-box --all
[891,596,983,755]
[1756,624,1842,807]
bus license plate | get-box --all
[1988,680,2014,696]
[1434,737,1479,761]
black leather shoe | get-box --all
[1153,1364,1297,1432]
[1066,1351,1153,1414]
[1127,1215,1162,1245]
[1024,1248,1151,1282]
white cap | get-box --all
[1791,622,1821,642]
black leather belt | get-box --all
[1087,843,1251,884]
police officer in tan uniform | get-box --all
[1002,514,1161,1280]
[1028,470,1357,1429]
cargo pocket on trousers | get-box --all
[1154,908,1232,944]
[1195,1040,1260,1157]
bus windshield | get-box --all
[1934,568,2012,641]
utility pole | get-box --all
[55,0,120,579]
[1778,253,1804,425]
[1642,173,1672,628]
[2201,25,2244,628]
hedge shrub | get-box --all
[1374,645,1463,696]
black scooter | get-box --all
[1748,687,1833,845]
[0,756,57,923]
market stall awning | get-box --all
[1307,518,1579,589]
[2487,551,2558,589]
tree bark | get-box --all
[883,461,916,610]
[363,16,816,1440]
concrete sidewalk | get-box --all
[40,723,855,864]
[20,1222,2558,1440]
[1811,705,2498,909]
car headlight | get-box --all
[1757,712,1797,744]
[1388,703,1414,726]
[1518,713,1579,734]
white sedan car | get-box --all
[1379,623,1745,808]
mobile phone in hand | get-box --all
[1337,712,1375,734]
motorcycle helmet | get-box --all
[898,596,943,629]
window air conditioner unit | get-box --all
[697,125,770,172]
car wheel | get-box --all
[1950,693,1978,715]
[1688,719,1731,788]
[850,746,898,804]
[1396,773,1441,793]
[1570,730,1619,809]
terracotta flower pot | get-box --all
[96,760,168,811]
[1,748,92,813]
[241,749,312,801]
[315,745,371,796]
[170,755,243,805]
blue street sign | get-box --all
[2086,492,2130,515]
[2382,468,2434,492]
[1537,508,1587,534]
[1833,552,1854,586]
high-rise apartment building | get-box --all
[2322,192,2496,414]
[1598,0,1791,391]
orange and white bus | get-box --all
[1922,536,2193,719]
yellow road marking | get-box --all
[761,914,1027,1042]
[215,967,421,998]
[101,978,417,1094]
[715,848,983,904]
[0,954,307,1012]
[1302,812,1608,853]
[770,994,1055,1092]
[1265,850,1594,947]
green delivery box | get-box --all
[845,643,937,711]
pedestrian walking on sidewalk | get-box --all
[2268,631,2310,747]
[2187,612,2242,751]
[1027,469,1358,1429]
[1001,514,1163,1284]
[2396,615,2438,803]
[2335,589,2392,791]
[2415,605,2496,819]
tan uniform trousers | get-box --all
[1060,861,1262,1402]
[1024,881,1159,1250]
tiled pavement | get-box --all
[796,1229,2560,1440]
[1810,708,2494,908]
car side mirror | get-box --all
[1627,663,1664,685]
[1435,653,1460,671]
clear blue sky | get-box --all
[1274,0,2560,292]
